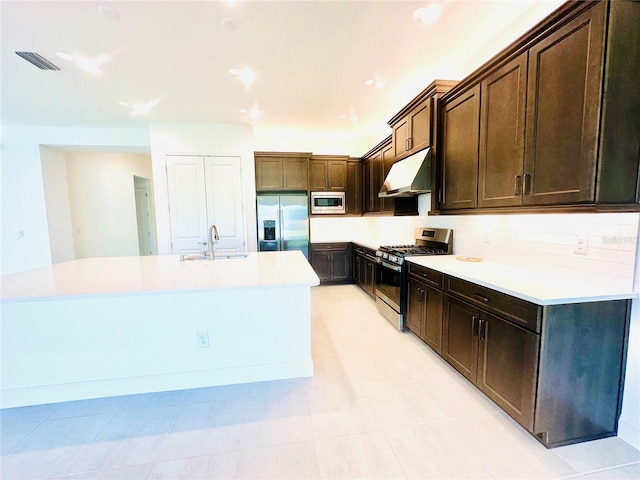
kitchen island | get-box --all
[0,251,319,408]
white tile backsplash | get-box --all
[310,195,639,289]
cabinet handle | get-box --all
[479,319,487,341]
[439,189,445,204]
[522,173,530,195]
[514,175,521,196]
[420,288,426,303]
[408,137,413,150]
[472,316,480,337]
[474,293,490,303]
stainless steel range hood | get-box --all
[378,147,432,198]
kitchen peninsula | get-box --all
[0,251,319,408]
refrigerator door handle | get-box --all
[278,203,283,251]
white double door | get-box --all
[166,155,245,254]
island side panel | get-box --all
[1,286,313,408]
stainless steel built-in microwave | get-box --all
[311,191,345,215]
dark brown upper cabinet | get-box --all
[346,158,362,215]
[309,155,348,191]
[363,153,382,214]
[523,1,606,206]
[255,152,310,191]
[478,54,528,208]
[389,80,457,162]
[437,0,640,213]
[440,85,480,210]
[392,99,431,161]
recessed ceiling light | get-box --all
[241,104,262,121]
[129,97,162,117]
[118,101,129,106]
[56,52,73,61]
[229,66,256,88]
[413,3,443,25]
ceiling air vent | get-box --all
[15,51,60,71]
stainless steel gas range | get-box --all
[375,227,453,330]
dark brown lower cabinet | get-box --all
[477,311,539,431]
[310,243,350,285]
[406,278,444,354]
[439,280,630,448]
[352,244,377,298]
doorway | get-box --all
[134,175,157,256]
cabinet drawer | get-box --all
[408,263,443,289]
[312,242,350,252]
[445,276,541,333]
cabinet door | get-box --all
[365,259,376,297]
[364,155,382,213]
[423,285,444,354]
[330,250,349,282]
[478,54,528,208]
[392,117,409,159]
[346,161,362,215]
[327,161,347,190]
[255,158,283,191]
[523,2,606,205]
[283,158,308,190]
[477,312,539,430]
[309,160,327,190]
[356,255,365,287]
[442,296,480,382]
[311,251,332,283]
[408,99,431,154]
[440,85,480,210]
[380,144,395,213]
[406,278,425,336]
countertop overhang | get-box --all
[1,251,320,303]
[407,255,636,305]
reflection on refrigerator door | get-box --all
[257,194,309,260]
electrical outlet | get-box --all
[574,234,588,255]
[197,331,210,348]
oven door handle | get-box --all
[378,259,402,272]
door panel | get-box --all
[423,285,444,354]
[441,85,480,210]
[409,100,431,153]
[442,296,479,382]
[406,278,425,336]
[523,2,606,205]
[478,54,528,208]
[204,156,245,253]
[166,156,208,254]
[477,312,539,430]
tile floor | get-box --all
[1,285,639,479]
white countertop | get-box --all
[407,256,636,305]
[1,251,320,303]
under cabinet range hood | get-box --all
[378,147,433,198]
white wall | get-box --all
[40,146,75,264]
[148,122,257,254]
[311,198,640,450]
[65,151,154,259]
[0,125,151,275]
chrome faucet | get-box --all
[209,224,220,259]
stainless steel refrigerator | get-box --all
[257,194,309,260]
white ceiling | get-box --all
[1,0,565,153]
